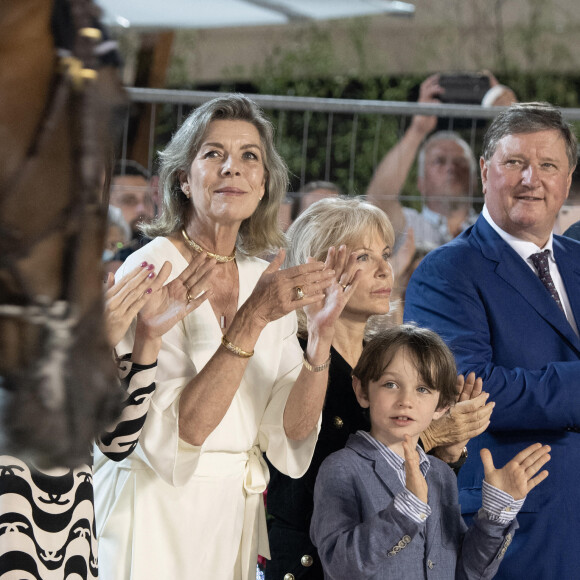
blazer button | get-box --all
[301,555,314,567]
[427,560,434,569]
[333,416,344,429]
[284,574,295,580]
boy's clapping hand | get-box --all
[402,434,428,504]
[480,443,551,501]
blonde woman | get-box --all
[266,197,494,580]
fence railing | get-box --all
[121,88,580,235]
[126,88,580,120]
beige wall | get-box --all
[161,0,580,85]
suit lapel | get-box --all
[554,237,580,339]
[350,435,444,559]
[372,456,406,496]
[423,467,442,560]
[348,434,405,497]
[474,218,580,352]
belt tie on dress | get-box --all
[241,444,270,579]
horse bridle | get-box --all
[0,0,117,322]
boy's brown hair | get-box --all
[353,324,457,409]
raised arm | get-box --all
[177,250,336,446]
[282,245,362,440]
[366,74,442,236]
[99,254,215,460]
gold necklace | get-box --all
[181,228,236,263]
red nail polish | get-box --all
[148,272,155,279]
[140,261,148,267]
[145,288,152,294]
[147,264,155,271]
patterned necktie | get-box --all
[529,250,564,312]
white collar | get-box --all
[482,205,555,264]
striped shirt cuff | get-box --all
[481,480,525,524]
[393,489,432,524]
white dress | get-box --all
[94,238,319,580]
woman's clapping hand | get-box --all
[246,249,336,328]
[136,252,215,340]
[303,245,362,337]
[104,262,164,347]
[104,253,215,348]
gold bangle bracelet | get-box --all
[221,335,254,358]
[303,354,331,372]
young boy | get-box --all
[310,325,550,580]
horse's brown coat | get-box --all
[0,0,126,467]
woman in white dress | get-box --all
[94,94,358,580]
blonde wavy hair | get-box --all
[284,196,395,336]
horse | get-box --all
[0,0,127,468]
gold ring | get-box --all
[295,286,305,300]
[340,283,348,291]
[186,290,192,304]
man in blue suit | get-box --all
[404,102,580,579]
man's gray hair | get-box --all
[482,102,577,170]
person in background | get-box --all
[266,197,494,580]
[404,102,580,579]
[367,72,518,251]
[367,75,479,248]
[556,161,580,234]
[279,181,342,232]
[103,205,132,275]
[109,160,155,254]
[294,181,342,218]
[480,71,518,108]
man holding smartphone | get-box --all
[367,73,515,250]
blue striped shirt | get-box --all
[357,431,523,525]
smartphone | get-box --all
[439,73,491,104]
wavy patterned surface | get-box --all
[0,361,155,578]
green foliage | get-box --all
[240,23,420,195]
[161,18,580,198]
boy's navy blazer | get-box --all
[311,433,516,580]
[404,215,580,577]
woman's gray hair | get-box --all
[482,102,578,169]
[285,196,395,335]
[142,94,288,255]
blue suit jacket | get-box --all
[404,215,580,578]
[310,433,516,580]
